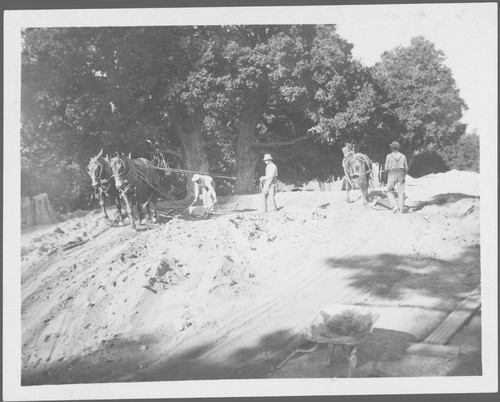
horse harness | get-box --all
[111,156,159,199]
[343,154,372,179]
[88,158,115,197]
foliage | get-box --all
[21,28,469,210]
[440,132,480,172]
[409,132,480,177]
[408,150,449,178]
[372,36,467,160]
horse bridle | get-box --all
[88,158,113,194]
[111,157,137,192]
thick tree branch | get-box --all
[252,135,309,148]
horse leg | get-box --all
[115,196,124,226]
[100,194,111,222]
[136,199,144,225]
[151,200,157,223]
[121,192,136,230]
[361,181,370,205]
[144,191,157,223]
[344,176,351,203]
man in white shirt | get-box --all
[260,154,278,212]
[383,141,408,213]
[191,174,217,214]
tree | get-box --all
[372,36,467,163]
[21,28,107,211]
[22,27,228,203]
[25,26,433,209]
[220,25,376,193]
[440,131,480,172]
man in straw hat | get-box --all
[190,174,217,214]
[260,154,278,212]
[383,141,408,213]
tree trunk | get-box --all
[21,193,62,228]
[234,106,261,194]
[175,109,209,199]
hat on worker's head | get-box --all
[191,173,201,182]
[263,154,273,161]
[389,141,400,149]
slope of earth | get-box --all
[20,170,481,384]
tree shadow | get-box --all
[22,328,301,385]
[323,246,480,303]
[21,248,481,386]
[21,323,431,385]
[271,327,418,379]
[411,193,478,211]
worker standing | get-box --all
[260,154,278,212]
[191,174,217,214]
[383,141,408,213]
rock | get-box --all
[156,259,173,277]
[173,319,187,333]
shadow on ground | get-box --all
[323,246,480,303]
[410,193,478,211]
[21,324,418,384]
[22,328,299,385]
[22,247,482,385]
[273,327,417,378]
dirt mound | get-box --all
[20,169,482,384]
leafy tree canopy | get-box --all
[372,36,467,161]
[21,28,469,211]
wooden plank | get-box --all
[407,343,461,358]
[423,286,481,345]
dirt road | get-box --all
[20,170,481,384]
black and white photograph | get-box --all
[3,1,498,400]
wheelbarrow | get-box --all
[277,304,379,378]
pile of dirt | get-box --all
[20,169,482,384]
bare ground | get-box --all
[20,170,481,385]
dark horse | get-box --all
[109,155,159,230]
[342,152,373,205]
[86,149,124,225]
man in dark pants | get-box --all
[383,141,408,213]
